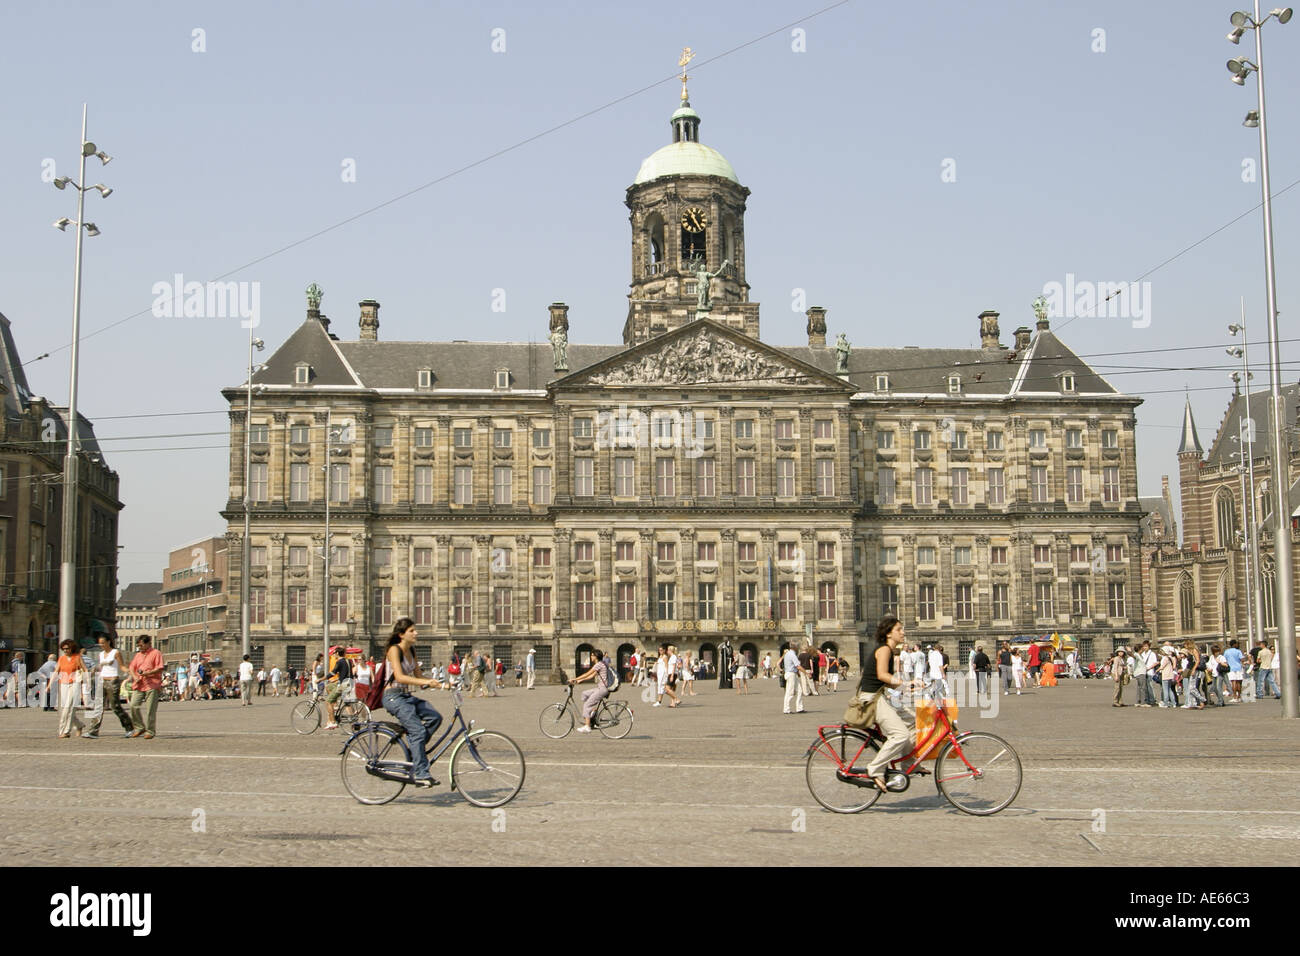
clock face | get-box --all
[680,206,707,233]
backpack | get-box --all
[361,660,389,712]
[603,659,620,692]
[476,655,486,675]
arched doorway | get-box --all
[616,642,636,681]
[819,641,839,658]
[574,643,595,678]
[699,642,717,680]
[739,642,758,667]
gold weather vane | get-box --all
[679,47,695,102]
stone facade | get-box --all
[156,537,228,666]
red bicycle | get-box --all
[804,690,1022,815]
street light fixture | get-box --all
[1225,1,1296,717]
[52,104,111,655]
[241,334,266,660]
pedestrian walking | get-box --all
[998,644,1013,696]
[525,647,536,690]
[682,650,698,696]
[128,635,164,738]
[1182,640,1206,709]
[733,652,750,694]
[1110,648,1129,706]
[781,643,805,714]
[514,661,524,687]
[85,633,132,738]
[1259,641,1280,698]
[1224,639,1245,702]
[972,645,991,697]
[655,643,680,708]
[270,665,282,696]
[54,640,88,738]
[1010,650,1025,695]
[256,667,268,696]
[239,655,255,705]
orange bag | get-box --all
[913,697,958,760]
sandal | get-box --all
[871,776,889,792]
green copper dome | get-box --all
[633,141,739,185]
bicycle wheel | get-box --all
[538,703,573,739]
[596,700,633,739]
[450,730,526,808]
[340,724,410,805]
[804,728,883,814]
[290,699,320,735]
[339,699,371,725]
[935,732,1023,816]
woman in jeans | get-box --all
[1182,640,1206,709]
[1159,649,1178,708]
[381,618,444,787]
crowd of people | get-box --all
[1104,638,1287,708]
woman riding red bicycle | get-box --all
[859,615,920,792]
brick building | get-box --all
[115,581,162,646]
[156,536,228,666]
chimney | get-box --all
[806,306,827,347]
[1013,326,1032,351]
[978,310,1001,349]
[359,299,380,341]
[549,302,569,334]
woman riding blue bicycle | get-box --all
[382,618,443,788]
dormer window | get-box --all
[1060,373,1076,393]
[875,374,890,392]
[494,368,510,390]
[294,363,311,385]
[417,368,433,389]
[948,375,962,394]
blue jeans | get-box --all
[1262,670,1280,697]
[382,690,443,780]
[1135,675,1152,705]
[1161,679,1177,707]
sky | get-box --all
[0,0,1297,591]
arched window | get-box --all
[645,212,665,267]
[1179,574,1195,633]
[1261,558,1277,630]
[1215,490,1236,549]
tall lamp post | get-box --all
[52,105,111,648]
[1226,3,1296,717]
[1229,317,1268,644]
[241,333,265,658]
[1229,448,1256,648]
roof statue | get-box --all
[694,259,730,313]
[550,326,569,372]
[835,332,851,374]
[306,283,323,311]
[679,47,695,103]
[1031,294,1049,323]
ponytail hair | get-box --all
[875,615,901,645]
[388,617,416,648]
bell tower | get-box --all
[622,53,759,345]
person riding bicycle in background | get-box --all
[569,649,614,733]
[859,615,919,793]
[382,618,444,788]
[324,647,353,730]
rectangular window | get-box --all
[572,417,594,439]
[615,541,634,562]
[814,419,832,439]
[616,583,636,621]
[1071,581,1090,617]
[414,547,432,568]
[735,458,755,496]
[614,458,635,497]
[1102,466,1121,503]
[288,546,307,567]
[453,587,472,625]
[249,462,269,502]
[878,467,896,505]
[329,545,350,567]
[952,429,968,450]
[453,547,472,568]
[453,465,472,504]
[774,419,794,440]
[1029,428,1047,449]
[737,582,757,620]
[290,424,309,444]
[913,430,931,450]
[1066,428,1083,449]
[573,458,594,497]
[696,458,716,497]
[1070,544,1088,564]
[737,541,756,562]
[533,428,551,449]
[655,583,675,621]
[951,468,969,505]
[880,546,897,566]
[992,583,1009,620]
[914,467,933,505]
[987,467,1005,505]
[1033,543,1052,564]
[287,587,307,624]
[329,586,348,624]
[290,463,309,502]
[1030,466,1048,503]
[917,545,936,565]
[373,548,392,568]
[990,545,1008,565]
[954,584,973,622]
[652,415,676,443]
[373,465,393,505]
[248,587,266,625]
[373,426,393,447]
[1107,582,1126,617]
[777,582,797,620]
[250,546,267,567]
[733,419,753,440]
[1035,582,1054,619]
[493,587,512,625]
[532,466,552,505]
[413,587,433,625]
[1101,429,1118,449]
[698,541,716,562]
[817,582,837,620]
[775,459,796,497]
[493,428,511,449]
[778,541,798,561]
[655,458,675,497]
[986,430,1004,451]
[248,423,269,444]
[533,588,553,624]
[817,541,835,561]
[533,547,552,567]
[876,430,895,450]
[656,541,676,562]
[697,582,716,620]
[917,584,936,621]
[414,427,433,448]
[373,587,392,626]
[695,418,714,441]
[493,466,513,505]
[415,465,434,505]
[1066,466,1084,503]
[453,428,472,448]
[954,546,972,566]
[1106,543,1125,563]
[815,459,834,497]
[574,541,593,562]
[881,583,899,616]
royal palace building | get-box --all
[220,91,1148,677]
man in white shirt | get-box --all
[270,665,282,696]
[525,647,536,690]
[1067,650,1081,679]
[238,655,255,706]
[901,644,915,683]
[782,644,806,714]
[928,645,947,697]
[1134,642,1157,707]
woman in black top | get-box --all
[860,615,917,791]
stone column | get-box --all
[598,529,614,627]
[720,528,736,621]
[436,535,451,629]
[680,528,696,622]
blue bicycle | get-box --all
[339,687,525,807]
